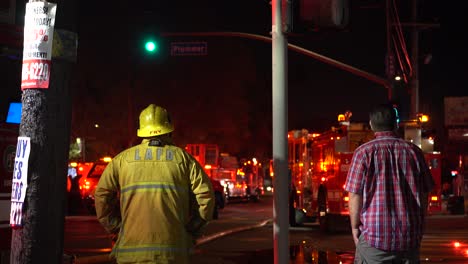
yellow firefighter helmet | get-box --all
[137,104,174,137]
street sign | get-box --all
[170,42,207,56]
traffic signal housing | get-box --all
[285,0,349,33]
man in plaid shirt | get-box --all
[344,104,434,263]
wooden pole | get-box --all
[10,0,78,263]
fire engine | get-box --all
[0,123,19,260]
[185,144,225,218]
[185,144,262,204]
[288,114,442,232]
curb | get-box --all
[72,218,273,264]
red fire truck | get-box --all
[0,124,19,260]
[185,144,262,204]
[185,144,226,218]
[288,117,442,232]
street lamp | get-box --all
[418,113,429,123]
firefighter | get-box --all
[95,104,215,264]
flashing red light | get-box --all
[321,177,326,182]
[10,224,22,229]
[453,242,461,248]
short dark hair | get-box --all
[369,104,398,132]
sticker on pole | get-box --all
[10,137,31,227]
[21,2,57,90]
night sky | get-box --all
[73,1,466,160]
[2,0,466,161]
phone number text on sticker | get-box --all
[21,59,51,89]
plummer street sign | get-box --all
[170,42,208,56]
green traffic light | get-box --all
[145,41,158,53]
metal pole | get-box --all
[272,0,289,263]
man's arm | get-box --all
[94,161,121,235]
[187,160,215,230]
[348,192,362,245]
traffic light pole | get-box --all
[162,31,391,93]
[272,1,289,263]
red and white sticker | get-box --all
[21,59,51,89]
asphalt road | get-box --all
[63,195,468,264]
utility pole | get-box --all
[10,0,78,263]
[409,0,419,119]
[272,0,289,263]
[385,0,394,102]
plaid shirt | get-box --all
[344,131,434,251]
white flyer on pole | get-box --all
[21,1,57,90]
[10,137,31,226]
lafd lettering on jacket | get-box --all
[134,147,174,161]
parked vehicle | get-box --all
[210,178,225,219]
[68,160,110,214]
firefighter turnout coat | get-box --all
[95,139,215,263]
